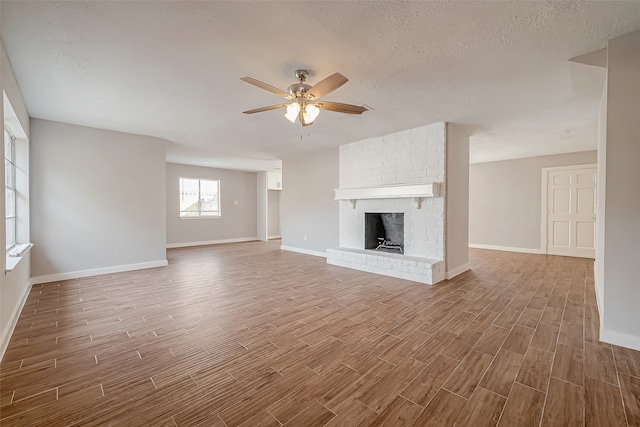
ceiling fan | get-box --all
[241,69,368,126]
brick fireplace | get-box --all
[326,122,449,284]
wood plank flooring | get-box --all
[1,241,639,426]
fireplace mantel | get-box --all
[334,182,440,209]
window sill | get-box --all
[179,216,222,220]
[6,243,33,273]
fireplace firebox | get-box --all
[365,213,404,253]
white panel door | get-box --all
[545,166,596,258]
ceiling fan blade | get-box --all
[306,73,349,99]
[240,77,292,99]
[243,104,289,114]
[316,101,368,114]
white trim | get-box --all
[445,263,471,280]
[5,257,22,272]
[166,237,258,249]
[31,260,168,285]
[280,245,327,258]
[5,243,33,272]
[542,249,595,259]
[540,163,597,256]
[594,262,604,322]
[0,280,32,361]
[268,235,281,240]
[178,215,222,220]
[599,326,640,352]
[469,243,543,255]
[334,183,440,201]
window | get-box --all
[5,127,16,249]
[179,177,220,218]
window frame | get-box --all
[5,126,16,250]
[179,177,221,219]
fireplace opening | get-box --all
[365,213,404,254]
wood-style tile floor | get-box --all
[1,241,639,426]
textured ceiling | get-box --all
[2,1,640,170]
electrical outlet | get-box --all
[303,235,307,241]
[234,200,239,205]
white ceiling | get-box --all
[2,1,640,171]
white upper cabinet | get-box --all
[267,171,282,190]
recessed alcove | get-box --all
[365,213,404,253]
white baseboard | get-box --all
[469,243,543,255]
[31,259,169,285]
[166,237,258,249]
[268,235,281,240]
[0,280,32,362]
[445,263,471,280]
[594,265,604,324]
[599,327,640,352]
[280,245,327,258]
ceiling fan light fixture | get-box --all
[284,102,300,123]
[242,70,367,126]
[303,104,320,124]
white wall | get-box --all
[281,147,339,256]
[445,123,470,277]
[30,120,167,282]
[469,151,597,252]
[598,30,640,350]
[166,162,257,246]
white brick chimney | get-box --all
[326,122,449,284]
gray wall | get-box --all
[166,163,257,245]
[281,148,339,255]
[469,150,597,251]
[30,119,167,279]
[256,172,267,241]
[268,190,280,238]
[1,41,32,359]
[1,45,29,141]
[446,123,470,276]
[596,81,607,308]
[599,30,640,349]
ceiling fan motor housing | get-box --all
[288,69,313,99]
[288,82,312,99]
